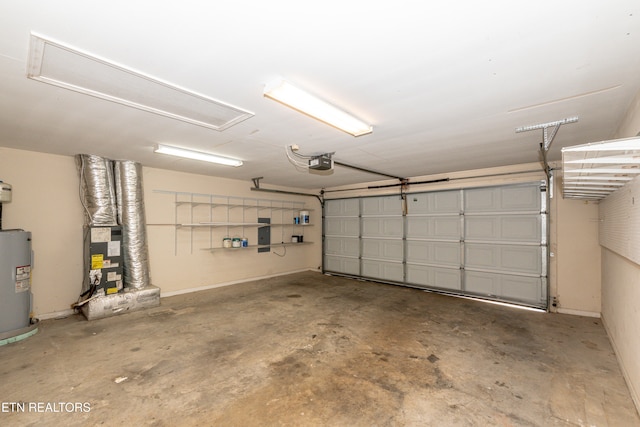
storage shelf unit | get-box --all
[151,190,313,254]
[561,136,640,200]
[202,241,314,252]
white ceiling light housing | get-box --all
[27,33,254,131]
[154,144,243,167]
[264,79,372,137]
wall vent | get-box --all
[26,33,254,131]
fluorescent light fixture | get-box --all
[264,79,372,137]
[154,144,243,167]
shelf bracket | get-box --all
[252,176,264,189]
[515,116,579,199]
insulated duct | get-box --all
[76,154,118,226]
[114,160,150,290]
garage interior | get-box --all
[1,1,640,425]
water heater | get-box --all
[0,229,37,345]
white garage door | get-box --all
[323,182,548,309]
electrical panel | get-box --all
[257,217,270,253]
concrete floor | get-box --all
[0,271,638,426]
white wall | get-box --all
[552,178,601,316]
[144,167,321,296]
[0,146,605,326]
[600,88,640,411]
[0,148,322,317]
[0,149,84,317]
[601,248,640,410]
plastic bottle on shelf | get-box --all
[299,210,310,225]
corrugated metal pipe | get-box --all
[115,160,150,290]
[76,154,118,226]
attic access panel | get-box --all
[562,136,640,200]
[26,33,254,130]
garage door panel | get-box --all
[325,237,359,257]
[362,239,403,261]
[465,184,541,213]
[464,188,497,212]
[465,215,541,243]
[324,256,360,275]
[465,243,542,275]
[407,190,460,214]
[407,216,460,239]
[407,265,461,290]
[501,185,541,211]
[406,218,429,237]
[362,260,403,282]
[325,217,360,236]
[325,199,359,217]
[323,183,547,310]
[465,271,546,306]
[362,196,402,215]
[362,217,403,237]
[406,241,460,266]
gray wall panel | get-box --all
[465,243,542,275]
[407,190,460,214]
[362,260,404,282]
[325,237,360,257]
[406,216,460,240]
[406,240,460,266]
[362,195,403,216]
[406,265,461,290]
[325,217,360,237]
[324,255,360,275]
[362,217,403,238]
[465,184,541,213]
[465,215,541,243]
[464,271,546,305]
[325,198,359,217]
[362,239,403,261]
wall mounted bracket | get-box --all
[516,116,579,198]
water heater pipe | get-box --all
[0,181,13,230]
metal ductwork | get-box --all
[76,154,118,226]
[115,160,150,290]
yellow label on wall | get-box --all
[91,254,104,270]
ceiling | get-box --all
[1,1,639,189]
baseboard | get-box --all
[33,270,319,320]
[556,307,601,318]
[160,268,318,298]
[602,314,640,416]
[36,308,75,321]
